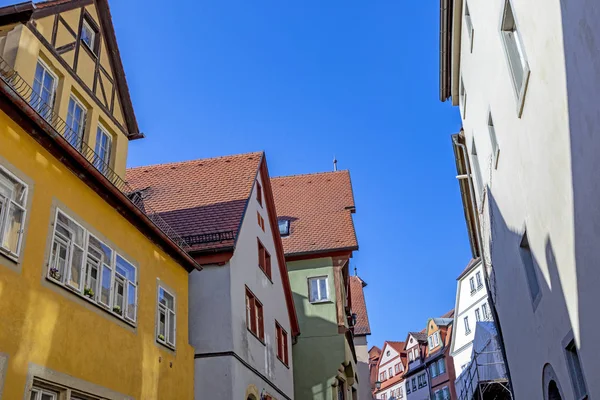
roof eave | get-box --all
[284,246,358,261]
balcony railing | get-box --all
[182,230,236,246]
[0,57,191,252]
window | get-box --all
[482,303,490,320]
[278,219,290,236]
[464,0,474,51]
[565,339,587,399]
[276,321,289,366]
[308,276,329,303]
[464,316,471,334]
[157,286,176,347]
[471,138,483,196]
[257,239,271,279]
[94,125,112,175]
[438,359,446,375]
[430,361,439,378]
[81,18,97,53]
[65,96,86,150]
[48,209,137,323]
[520,231,541,305]
[380,393,386,400]
[469,277,476,293]
[408,351,414,361]
[442,387,450,399]
[417,374,424,388]
[476,271,483,289]
[500,0,530,115]
[386,350,391,357]
[433,331,440,346]
[245,287,264,342]
[398,387,403,398]
[394,363,401,374]
[32,60,57,120]
[257,211,265,231]
[488,112,500,168]
[388,367,393,377]
[428,335,433,349]
[379,372,386,381]
[30,387,57,400]
[0,166,27,258]
[406,383,411,394]
[475,308,481,321]
[412,378,416,391]
[459,77,467,119]
[256,180,263,206]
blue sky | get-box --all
[106,0,465,347]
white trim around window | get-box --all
[157,284,176,349]
[66,95,87,150]
[308,276,330,303]
[47,208,138,325]
[0,165,28,260]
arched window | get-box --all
[548,381,561,400]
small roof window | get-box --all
[278,219,290,236]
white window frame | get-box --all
[475,308,481,321]
[482,303,490,320]
[49,209,86,292]
[30,387,58,400]
[459,76,467,119]
[81,19,96,53]
[308,276,329,303]
[464,0,474,52]
[94,124,112,174]
[32,59,58,119]
[0,165,28,259]
[469,277,476,293]
[66,95,87,150]
[471,136,484,198]
[464,316,471,335]
[499,0,530,117]
[157,285,176,348]
[433,331,440,346]
[487,110,500,169]
[47,208,138,324]
[476,271,483,289]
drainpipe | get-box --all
[452,135,515,398]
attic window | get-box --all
[81,18,98,54]
[278,219,290,236]
[386,350,390,356]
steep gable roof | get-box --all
[457,258,482,280]
[272,170,358,257]
[387,341,406,355]
[349,275,371,335]
[126,152,262,252]
[29,0,141,139]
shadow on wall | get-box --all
[485,191,581,400]
[560,0,600,397]
[292,291,355,400]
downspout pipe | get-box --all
[451,134,515,398]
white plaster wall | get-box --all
[455,0,600,397]
[378,343,400,367]
[355,335,373,400]
[450,262,490,373]
[189,264,233,352]
[194,357,234,400]
[375,380,405,400]
[229,170,294,398]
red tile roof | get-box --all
[387,341,406,354]
[126,152,262,251]
[272,170,358,256]
[349,276,371,335]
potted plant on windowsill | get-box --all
[112,305,122,315]
[84,287,94,299]
[49,267,61,280]
[158,334,165,342]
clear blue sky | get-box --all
[79,0,468,347]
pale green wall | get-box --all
[288,257,355,400]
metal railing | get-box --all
[0,57,191,252]
[182,230,236,246]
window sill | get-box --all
[156,338,176,352]
[276,356,290,369]
[309,299,332,305]
[465,330,471,336]
[258,266,273,283]
[46,276,136,328]
[0,247,19,263]
[247,327,265,346]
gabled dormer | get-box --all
[0,0,141,178]
[426,318,453,356]
[404,332,426,365]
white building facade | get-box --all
[440,0,600,398]
[449,259,493,374]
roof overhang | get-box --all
[284,247,357,262]
[439,0,463,104]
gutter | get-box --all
[0,77,200,272]
[439,0,451,101]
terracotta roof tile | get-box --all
[349,276,371,335]
[126,152,262,251]
[387,341,406,354]
[35,0,73,8]
[272,170,358,256]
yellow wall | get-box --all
[0,109,194,399]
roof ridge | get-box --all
[272,169,349,180]
[127,151,264,171]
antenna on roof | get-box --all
[333,155,338,172]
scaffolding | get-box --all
[455,322,513,400]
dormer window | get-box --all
[278,219,290,236]
[81,18,98,54]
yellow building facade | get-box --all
[0,1,197,399]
